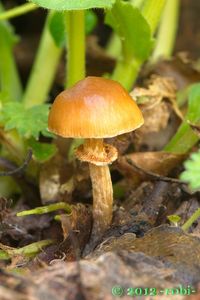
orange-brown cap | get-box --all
[48,76,144,138]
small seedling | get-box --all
[167,215,181,227]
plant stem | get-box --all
[164,123,198,154]
[65,10,85,88]
[142,0,166,33]
[0,2,24,165]
[0,2,22,101]
[23,12,62,108]
[0,239,54,260]
[151,0,180,63]
[12,239,54,257]
[106,33,121,59]
[132,0,145,8]
[17,202,71,216]
[0,3,37,21]
[165,83,200,153]
[111,58,141,90]
[182,208,200,232]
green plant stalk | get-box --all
[132,0,145,8]
[0,3,22,101]
[0,31,22,101]
[65,10,85,88]
[111,0,166,90]
[151,0,180,63]
[0,3,37,21]
[165,83,200,153]
[0,239,54,260]
[106,33,121,59]
[64,10,85,158]
[111,57,141,90]
[12,239,54,257]
[0,2,25,166]
[23,12,62,108]
[17,202,72,216]
[142,0,166,33]
[164,123,198,154]
[182,208,200,232]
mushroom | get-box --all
[48,76,144,241]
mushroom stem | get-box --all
[76,138,116,239]
[84,138,105,160]
[89,162,113,237]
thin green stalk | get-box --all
[0,240,54,260]
[165,83,200,153]
[65,10,85,88]
[111,58,141,89]
[0,2,22,101]
[132,0,145,8]
[106,33,121,59]
[23,12,62,108]
[151,0,180,63]
[0,3,37,21]
[0,2,24,166]
[182,208,200,232]
[164,123,198,154]
[17,202,71,216]
[142,0,166,33]
[12,239,54,257]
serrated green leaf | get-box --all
[27,138,57,162]
[180,149,200,191]
[105,0,154,61]
[48,10,97,48]
[0,102,50,139]
[28,0,115,10]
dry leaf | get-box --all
[117,151,185,183]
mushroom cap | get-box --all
[48,76,144,138]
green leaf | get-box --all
[85,10,97,34]
[49,10,97,47]
[180,149,200,191]
[165,83,200,153]
[28,0,115,10]
[167,215,181,225]
[48,12,65,47]
[27,138,57,162]
[105,0,154,61]
[0,102,50,139]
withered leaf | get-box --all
[117,151,185,183]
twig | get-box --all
[0,149,32,177]
[126,157,185,184]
